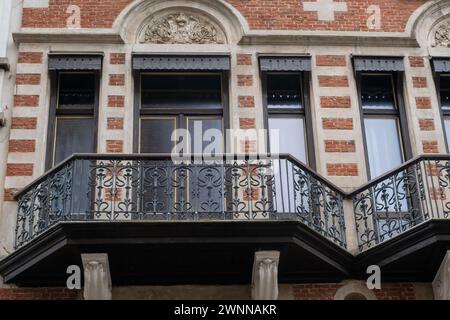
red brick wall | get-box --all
[292,283,416,300]
[21,0,425,32]
[0,288,80,300]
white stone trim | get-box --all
[251,251,280,300]
[81,253,112,300]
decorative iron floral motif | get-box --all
[140,12,226,44]
[15,155,347,249]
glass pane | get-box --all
[266,74,302,109]
[140,118,176,153]
[188,118,223,154]
[445,119,450,152]
[54,118,95,165]
[269,117,307,163]
[364,118,403,178]
[58,73,95,108]
[440,75,450,111]
[361,74,396,110]
[141,74,222,109]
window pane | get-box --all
[445,119,450,152]
[267,74,302,109]
[141,74,222,109]
[440,75,450,111]
[188,118,223,154]
[361,74,396,110]
[54,118,95,165]
[140,118,176,153]
[364,118,403,178]
[269,117,307,163]
[58,73,95,108]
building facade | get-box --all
[1,0,450,300]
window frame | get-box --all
[261,71,316,170]
[133,71,230,154]
[356,71,413,180]
[45,70,100,170]
[432,71,450,153]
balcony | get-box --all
[2,154,450,286]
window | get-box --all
[135,72,227,155]
[357,73,411,179]
[262,72,315,168]
[46,71,99,168]
[436,74,450,152]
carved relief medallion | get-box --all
[432,20,450,47]
[140,12,226,44]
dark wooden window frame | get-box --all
[432,71,450,153]
[133,71,230,153]
[45,71,100,170]
[261,71,316,170]
[355,71,413,180]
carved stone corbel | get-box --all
[251,251,280,300]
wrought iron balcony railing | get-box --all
[14,154,347,249]
[351,155,450,252]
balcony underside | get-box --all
[2,220,450,287]
[0,220,353,287]
[354,220,450,282]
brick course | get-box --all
[412,77,427,88]
[107,118,124,130]
[0,288,79,300]
[14,95,39,107]
[110,53,126,64]
[11,117,37,129]
[236,54,252,66]
[327,163,358,176]
[108,95,125,108]
[238,96,255,108]
[409,56,425,68]
[106,140,124,153]
[316,55,346,67]
[320,96,351,108]
[423,141,439,154]
[237,75,253,86]
[109,74,125,86]
[416,97,432,109]
[325,140,356,153]
[8,140,36,153]
[322,118,353,130]
[17,52,42,64]
[239,118,256,129]
[318,76,349,87]
[6,164,34,176]
[15,74,41,85]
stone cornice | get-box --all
[240,32,419,48]
[11,27,421,48]
[13,28,124,44]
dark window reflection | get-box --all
[58,73,95,108]
[141,74,222,109]
[440,75,450,110]
[267,74,303,109]
[361,74,395,110]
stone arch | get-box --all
[409,0,450,53]
[113,0,248,45]
[333,281,377,300]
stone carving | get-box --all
[140,12,225,44]
[251,251,280,300]
[433,21,450,47]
